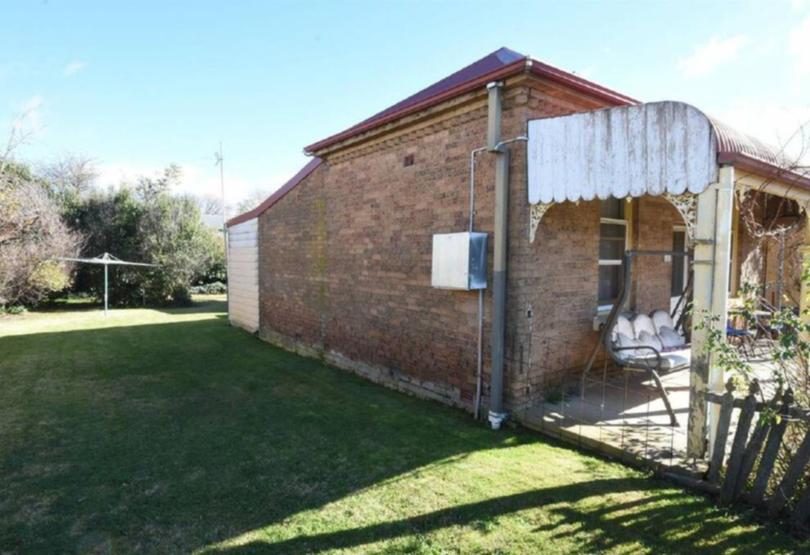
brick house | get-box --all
[226,48,810,457]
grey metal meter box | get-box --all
[431,232,488,290]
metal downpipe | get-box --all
[487,81,508,430]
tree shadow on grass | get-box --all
[0,314,518,552]
[210,476,796,554]
[1,309,805,554]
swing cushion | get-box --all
[632,314,657,338]
[661,349,691,369]
[612,315,635,342]
[614,333,644,360]
[638,330,663,352]
[659,326,686,349]
[631,348,691,370]
[651,310,675,334]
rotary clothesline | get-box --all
[57,252,158,315]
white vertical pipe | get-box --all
[104,262,109,317]
[707,166,735,455]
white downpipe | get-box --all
[470,146,487,420]
[468,134,528,422]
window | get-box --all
[671,228,687,297]
[598,198,627,307]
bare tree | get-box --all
[40,154,98,199]
[0,172,81,307]
[236,188,270,214]
[0,110,38,174]
[196,194,224,215]
[135,164,182,203]
[0,128,81,308]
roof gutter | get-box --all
[717,151,810,192]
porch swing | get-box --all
[581,249,693,427]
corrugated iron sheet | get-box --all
[712,118,787,166]
[528,101,718,204]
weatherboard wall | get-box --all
[227,219,259,332]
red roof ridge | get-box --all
[305,47,637,154]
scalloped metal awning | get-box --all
[527,101,810,205]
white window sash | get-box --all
[599,217,627,226]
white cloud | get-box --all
[789,15,810,78]
[63,61,86,77]
[677,35,749,77]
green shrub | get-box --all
[190,281,227,295]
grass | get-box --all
[0,297,806,554]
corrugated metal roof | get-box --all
[712,118,789,167]
[226,157,323,228]
[356,47,525,125]
[304,47,637,153]
[528,102,719,203]
[712,117,810,189]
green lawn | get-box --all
[0,297,806,554]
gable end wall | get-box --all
[257,78,633,411]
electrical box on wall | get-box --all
[431,232,488,290]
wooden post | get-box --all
[768,427,810,515]
[707,379,735,484]
[791,482,810,531]
[730,199,740,296]
[751,389,793,505]
[719,380,759,505]
[736,388,779,499]
[799,218,810,336]
[687,166,735,458]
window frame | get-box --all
[670,225,688,298]
[597,203,630,311]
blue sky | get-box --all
[2,0,809,209]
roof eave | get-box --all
[304,58,529,155]
[305,58,639,155]
[527,61,639,106]
[719,151,810,192]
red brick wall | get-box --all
[258,164,330,349]
[259,99,497,409]
[632,197,685,314]
[506,200,601,406]
[255,76,687,413]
